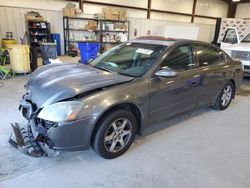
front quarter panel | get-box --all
[78,78,150,136]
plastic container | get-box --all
[51,33,61,56]
[2,39,16,49]
[8,45,30,73]
[78,42,99,64]
[40,43,57,65]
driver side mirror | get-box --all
[155,68,178,78]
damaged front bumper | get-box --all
[9,117,96,157]
[9,122,47,157]
[9,93,96,157]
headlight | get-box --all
[37,101,83,123]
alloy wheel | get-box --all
[104,118,132,153]
[221,85,232,107]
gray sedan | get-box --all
[11,37,243,159]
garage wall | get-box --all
[86,0,148,8]
[150,12,191,22]
[0,0,77,54]
[235,3,250,18]
[0,0,223,54]
[151,0,193,14]
[81,4,147,18]
[0,6,65,53]
[196,0,228,18]
[0,0,77,11]
[129,18,215,43]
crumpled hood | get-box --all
[223,43,250,51]
[25,63,133,108]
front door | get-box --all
[149,44,201,123]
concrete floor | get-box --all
[0,75,250,188]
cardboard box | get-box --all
[85,21,97,30]
[69,8,76,17]
[85,24,91,30]
[118,8,127,21]
[102,8,120,20]
[25,14,43,21]
[102,8,113,20]
[112,9,119,20]
[63,7,76,17]
[90,21,97,29]
[114,23,127,30]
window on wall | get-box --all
[160,45,195,71]
[195,45,220,67]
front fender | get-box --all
[79,93,146,130]
[77,79,150,138]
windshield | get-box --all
[242,33,250,43]
[90,43,167,77]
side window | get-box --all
[223,29,238,44]
[195,45,220,67]
[160,45,195,71]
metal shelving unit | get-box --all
[63,16,100,54]
[99,19,129,52]
[63,16,130,54]
[26,20,51,56]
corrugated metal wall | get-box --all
[129,18,216,42]
[0,6,216,56]
[0,6,64,54]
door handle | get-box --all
[186,75,201,87]
[191,80,198,85]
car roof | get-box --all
[128,36,189,46]
[128,36,219,50]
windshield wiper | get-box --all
[93,66,113,72]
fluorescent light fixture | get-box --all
[232,0,240,2]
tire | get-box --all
[92,109,137,159]
[213,81,235,110]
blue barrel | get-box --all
[78,42,99,64]
[40,43,57,65]
[51,33,61,56]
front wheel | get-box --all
[213,81,235,110]
[92,109,137,159]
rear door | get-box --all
[194,44,228,107]
[149,44,201,123]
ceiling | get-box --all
[222,0,250,3]
[70,0,250,3]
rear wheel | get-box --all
[213,81,235,110]
[92,109,137,159]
